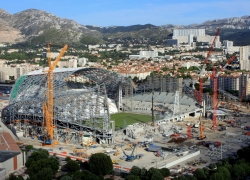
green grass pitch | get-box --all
[110,112,152,129]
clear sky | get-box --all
[1,0,250,27]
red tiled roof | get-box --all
[0,132,21,152]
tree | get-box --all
[173,175,187,180]
[88,153,113,175]
[35,167,53,180]
[130,166,141,176]
[209,163,217,170]
[26,149,59,179]
[125,175,140,180]
[146,168,164,180]
[65,156,71,162]
[60,176,72,180]
[66,160,80,172]
[25,145,33,152]
[217,167,230,180]
[236,161,250,177]
[8,174,24,180]
[237,146,250,162]
[80,170,100,180]
[193,168,207,180]
[209,173,224,180]
[151,170,164,180]
[187,176,197,180]
[159,168,170,177]
[232,164,245,179]
[223,163,232,172]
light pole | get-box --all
[152,92,155,126]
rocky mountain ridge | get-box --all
[0,8,249,44]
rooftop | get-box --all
[0,132,21,152]
[0,150,20,163]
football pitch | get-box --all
[110,112,152,129]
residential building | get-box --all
[173,29,205,37]
[147,76,183,94]
[167,39,178,46]
[0,130,26,178]
[210,74,239,91]
[129,51,158,59]
[214,41,221,48]
[58,59,77,68]
[239,73,250,101]
[239,46,250,71]
[0,65,38,82]
[223,40,234,48]
[188,34,193,45]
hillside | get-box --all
[0,8,250,45]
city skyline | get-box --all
[1,0,250,27]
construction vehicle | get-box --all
[112,159,121,164]
[121,144,139,162]
[73,148,89,158]
[197,121,206,140]
[42,43,68,146]
[113,145,120,156]
[113,149,120,156]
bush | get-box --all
[88,153,113,175]
[66,160,80,172]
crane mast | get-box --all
[198,29,220,105]
[43,43,68,145]
[211,55,236,130]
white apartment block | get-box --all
[223,40,233,48]
[196,36,220,44]
[210,75,239,91]
[214,41,221,48]
[226,46,240,54]
[0,65,36,82]
[129,51,158,59]
[188,34,193,45]
[42,52,60,59]
[173,29,205,36]
[58,59,77,68]
[171,36,188,44]
[140,51,158,58]
[239,73,250,101]
[239,46,250,71]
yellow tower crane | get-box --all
[42,43,68,146]
[197,121,206,140]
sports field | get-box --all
[110,112,152,129]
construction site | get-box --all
[1,32,250,175]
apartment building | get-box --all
[0,65,37,82]
[129,51,158,59]
[58,59,77,68]
[239,73,250,101]
[223,40,234,48]
[239,46,250,71]
[210,74,239,91]
[173,29,205,37]
[147,76,183,94]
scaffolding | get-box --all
[1,68,130,144]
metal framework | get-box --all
[173,91,180,115]
[1,68,130,144]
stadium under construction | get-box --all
[1,68,207,145]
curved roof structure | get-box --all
[2,67,129,135]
